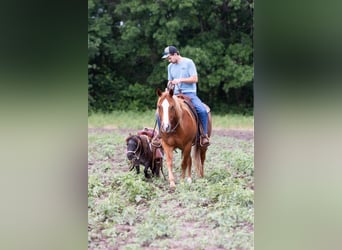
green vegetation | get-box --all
[88,0,253,113]
[88,112,254,249]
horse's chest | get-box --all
[163,136,175,145]
[140,156,151,166]
[163,137,184,149]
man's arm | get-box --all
[169,75,198,85]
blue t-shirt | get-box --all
[167,57,197,95]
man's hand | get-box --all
[167,81,175,90]
[169,79,181,85]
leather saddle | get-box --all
[176,94,210,137]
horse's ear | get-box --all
[169,88,174,97]
[156,88,162,97]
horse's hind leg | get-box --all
[181,144,192,183]
[199,147,207,177]
[153,159,161,177]
[186,155,192,183]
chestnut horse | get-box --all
[156,88,212,188]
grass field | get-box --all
[88,111,254,249]
[88,111,254,130]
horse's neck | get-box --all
[173,97,183,124]
[139,135,151,155]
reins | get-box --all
[169,120,180,133]
[151,118,158,139]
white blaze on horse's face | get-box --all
[161,99,171,132]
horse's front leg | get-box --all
[134,159,140,174]
[164,148,175,188]
[144,164,151,178]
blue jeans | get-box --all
[156,93,208,135]
[186,93,208,135]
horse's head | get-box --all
[156,88,180,133]
[125,135,140,161]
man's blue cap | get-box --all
[161,46,178,58]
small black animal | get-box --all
[125,133,162,178]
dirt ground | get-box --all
[88,128,254,141]
[88,128,254,249]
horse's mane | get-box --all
[139,135,151,156]
[172,93,196,124]
[172,94,183,123]
[125,134,138,145]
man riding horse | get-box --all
[158,45,210,146]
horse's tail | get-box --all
[192,143,204,177]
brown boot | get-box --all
[200,134,210,146]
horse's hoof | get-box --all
[170,182,176,190]
[187,177,192,184]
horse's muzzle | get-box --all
[161,123,171,133]
[126,151,136,160]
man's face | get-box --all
[166,54,177,63]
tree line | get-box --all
[88,0,254,114]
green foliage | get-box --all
[88,0,254,113]
[112,172,159,203]
[120,83,157,111]
[136,203,175,244]
[88,174,109,198]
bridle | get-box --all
[167,119,180,133]
[126,136,142,164]
[159,85,181,134]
